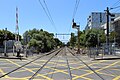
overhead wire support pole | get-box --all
[105,7,110,54]
[77,26,80,54]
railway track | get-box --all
[67,47,105,80]
[0,48,62,79]
[29,48,62,80]
[29,47,74,80]
[64,47,72,80]
[0,47,111,80]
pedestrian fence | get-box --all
[85,46,120,60]
[0,46,38,58]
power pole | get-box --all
[106,7,110,54]
[77,26,80,54]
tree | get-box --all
[69,33,76,48]
[0,29,15,46]
[84,29,106,47]
[68,29,106,47]
[109,31,118,43]
[54,38,63,47]
[24,28,62,53]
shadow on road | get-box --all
[95,58,120,60]
[0,56,27,60]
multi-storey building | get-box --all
[85,12,120,30]
[112,16,120,45]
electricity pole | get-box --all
[105,7,110,54]
[106,7,110,54]
[77,26,80,54]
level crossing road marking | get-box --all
[0,69,10,78]
[97,71,116,77]
[41,60,106,79]
[73,60,120,80]
[28,59,106,80]
[25,58,92,80]
[5,59,53,80]
[83,69,116,77]
[1,55,120,80]
[113,76,120,80]
[1,57,105,80]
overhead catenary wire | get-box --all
[38,0,58,32]
[72,0,80,19]
[68,0,80,33]
[43,0,57,31]
[109,0,120,12]
[110,5,120,13]
[110,6,120,10]
[111,0,120,8]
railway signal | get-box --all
[72,19,80,54]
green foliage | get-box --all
[84,29,106,47]
[109,31,118,42]
[0,29,15,45]
[24,28,62,52]
[68,28,106,47]
[54,38,63,47]
[69,33,76,47]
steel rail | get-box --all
[0,48,61,78]
[29,48,62,80]
[64,48,73,80]
[67,48,105,80]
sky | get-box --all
[0,0,119,43]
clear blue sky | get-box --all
[0,0,119,43]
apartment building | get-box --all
[85,12,120,30]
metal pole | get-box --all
[77,26,80,54]
[4,40,7,56]
[4,28,7,57]
[13,46,15,56]
[106,7,110,54]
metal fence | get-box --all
[86,46,120,60]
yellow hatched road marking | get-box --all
[73,61,120,80]
[96,61,119,72]
[5,59,53,80]
[0,69,9,78]
[73,72,93,80]
[30,59,93,80]
[29,58,106,80]
[97,71,115,77]
[113,76,120,80]
[1,57,106,80]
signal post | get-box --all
[72,19,80,54]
